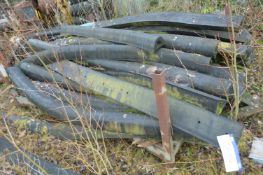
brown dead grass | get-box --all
[0,0,262,174]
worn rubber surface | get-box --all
[164,58,232,79]
[22,44,211,67]
[30,38,113,51]
[22,45,147,65]
[49,60,244,147]
[20,58,227,113]
[21,43,243,94]
[24,40,232,80]
[19,62,83,91]
[8,66,194,139]
[33,81,130,112]
[217,42,253,60]
[52,37,112,46]
[102,70,227,113]
[156,48,211,65]
[0,137,79,175]
[87,60,232,97]
[158,34,252,60]
[127,26,252,43]
[27,27,61,39]
[157,48,211,68]
[100,68,227,114]
[154,63,232,96]
[90,12,244,30]
[60,25,165,52]
[157,34,219,57]
[6,115,138,140]
[28,39,58,51]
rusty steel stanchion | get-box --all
[152,70,174,162]
[133,69,183,162]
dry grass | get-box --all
[0,0,262,174]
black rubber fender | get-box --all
[92,12,244,31]
[60,25,165,53]
[7,66,193,139]
[0,136,80,175]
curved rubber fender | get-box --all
[6,115,139,140]
[98,68,227,114]
[157,34,219,57]
[126,26,252,44]
[87,59,232,97]
[60,25,165,53]
[26,26,61,39]
[52,37,112,46]
[7,66,193,139]
[33,81,130,112]
[90,12,244,31]
[19,62,83,91]
[28,39,58,51]
[0,137,79,175]
[48,60,244,147]
[23,43,210,67]
[22,44,225,81]
[21,45,232,80]
[156,48,211,66]
[22,45,147,65]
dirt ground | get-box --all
[0,0,262,174]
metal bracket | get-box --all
[133,137,183,162]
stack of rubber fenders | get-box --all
[4,11,254,173]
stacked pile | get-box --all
[7,12,253,152]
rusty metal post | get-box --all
[152,70,173,161]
